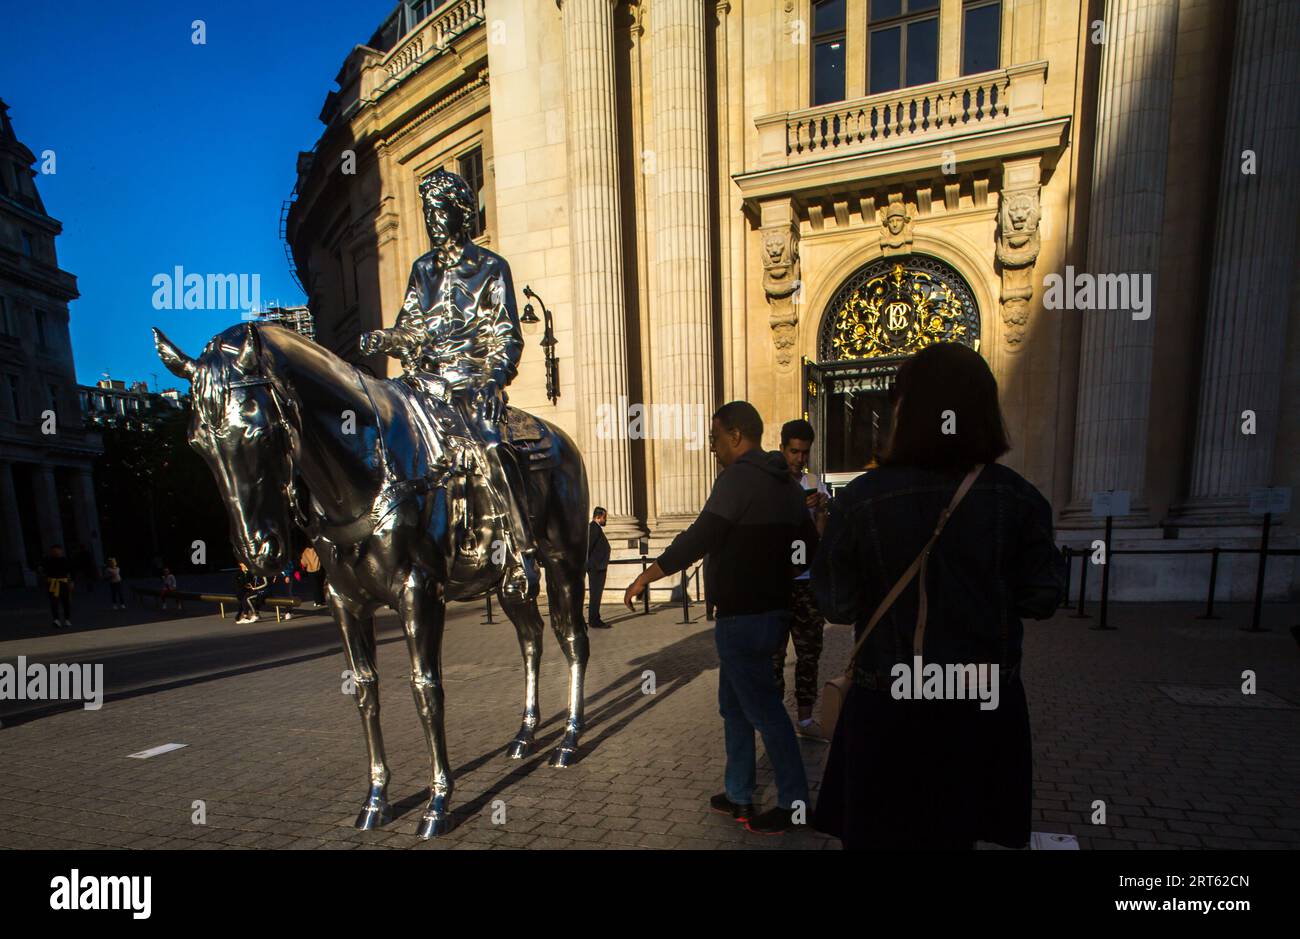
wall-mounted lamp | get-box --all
[522,284,559,405]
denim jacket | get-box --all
[811,462,1066,686]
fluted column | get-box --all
[559,0,640,539]
[32,464,62,551]
[1065,0,1179,524]
[0,462,30,577]
[649,0,716,524]
[1173,0,1300,525]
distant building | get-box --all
[253,304,315,341]
[0,98,103,587]
[78,378,184,431]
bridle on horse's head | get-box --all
[225,370,319,538]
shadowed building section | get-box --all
[283,0,1300,602]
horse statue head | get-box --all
[154,323,298,576]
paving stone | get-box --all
[1,600,1296,849]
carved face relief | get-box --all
[1001,192,1039,247]
[763,229,790,267]
[880,205,914,256]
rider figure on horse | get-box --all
[360,169,539,602]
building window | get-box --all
[868,0,940,95]
[406,0,444,30]
[21,230,35,257]
[7,375,22,421]
[458,148,487,239]
[34,309,47,349]
[0,296,10,336]
[962,0,1001,75]
[812,0,847,106]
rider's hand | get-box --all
[359,330,390,356]
[478,379,504,423]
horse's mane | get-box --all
[191,323,368,427]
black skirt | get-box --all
[813,675,1032,850]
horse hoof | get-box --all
[505,738,536,759]
[548,746,577,768]
[416,813,452,839]
[355,801,391,831]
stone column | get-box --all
[1171,0,1300,525]
[32,464,63,551]
[1064,0,1179,525]
[71,468,104,567]
[0,462,29,581]
[649,0,716,524]
[559,0,640,540]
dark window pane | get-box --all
[906,17,938,87]
[871,0,901,21]
[869,26,901,93]
[963,3,1001,75]
[813,39,846,105]
[813,0,846,34]
[909,0,940,11]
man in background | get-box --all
[587,507,612,629]
[776,419,830,740]
[624,401,815,834]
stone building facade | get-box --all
[286,0,1300,600]
[0,99,103,587]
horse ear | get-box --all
[153,327,196,380]
[235,323,260,374]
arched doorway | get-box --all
[804,255,981,477]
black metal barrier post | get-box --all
[679,569,691,624]
[1247,513,1272,633]
[1197,546,1221,620]
[482,592,495,624]
[641,554,651,615]
[1061,546,1073,608]
[1071,547,1090,618]
[1091,514,1117,630]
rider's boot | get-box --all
[486,442,540,602]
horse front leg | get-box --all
[498,591,545,758]
[401,573,453,838]
[331,591,391,830]
[542,554,589,768]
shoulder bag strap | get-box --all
[842,464,984,678]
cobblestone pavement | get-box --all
[0,598,1296,850]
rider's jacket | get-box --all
[387,243,523,398]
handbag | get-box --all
[819,464,984,741]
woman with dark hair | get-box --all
[811,342,1066,849]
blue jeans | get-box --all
[715,609,809,809]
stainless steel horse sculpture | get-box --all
[151,320,591,837]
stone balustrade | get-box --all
[755,61,1048,168]
[380,0,486,84]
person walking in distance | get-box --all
[234,562,269,625]
[587,507,612,629]
[159,567,182,611]
[39,544,73,629]
[775,419,831,741]
[299,545,326,609]
[624,401,817,835]
[105,557,125,609]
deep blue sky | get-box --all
[0,0,393,388]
